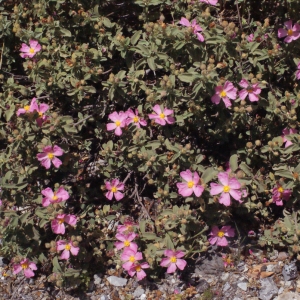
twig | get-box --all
[0,41,4,70]
[73,114,93,126]
[236,1,243,30]
[10,277,26,300]
[123,171,133,184]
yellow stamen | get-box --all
[58,218,65,224]
[187,181,194,188]
[111,186,117,193]
[29,48,35,54]
[47,153,54,159]
[24,105,30,111]
[65,244,71,251]
[21,262,28,269]
[133,116,139,123]
[287,29,293,36]
[217,231,225,238]
[52,195,58,201]
[220,90,227,97]
[124,240,130,247]
[129,255,135,262]
[159,113,165,119]
[278,187,284,193]
[135,265,141,272]
[247,88,253,93]
[115,120,121,126]
[223,185,230,193]
[38,112,43,117]
[170,256,177,263]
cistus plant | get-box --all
[1,0,300,290]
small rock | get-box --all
[94,274,102,285]
[100,295,109,300]
[140,294,147,300]
[277,291,300,300]
[278,252,288,261]
[282,262,298,281]
[195,279,209,293]
[133,288,145,298]
[221,272,230,281]
[223,282,231,292]
[237,282,248,291]
[259,277,278,300]
[107,276,127,287]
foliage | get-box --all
[0,0,300,289]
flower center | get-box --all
[47,153,54,159]
[133,116,139,123]
[111,186,117,193]
[159,113,165,119]
[115,120,121,127]
[287,29,293,36]
[129,255,135,263]
[135,265,141,272]
[217,231,225,238]
[38,112,43,117]
[21,262,28,269]
[220,90,227,98]
[124,240,130,247]
[277,187,284,193]
[247,87,253,93]
[170,256,177,263]
[127,225,133,231]
[58,217,65,224]
[223,185,230,193]
[52,195,58,201]
[29,48,35,54]
[187,181,194,188]
[65,244,71,251]
[24,105,30,111]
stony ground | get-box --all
[1,248,300,300]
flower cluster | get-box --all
[107,105,174,136]
[211,79,261,108]
[17,98,49,127]
[115,221,149,280]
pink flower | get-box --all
[210,172,242,206]
[105,179,124,201]
[117,221,138,233]
[41,187,69,207]
[37,145,63,169]
[176,170,204,197]
[106,111,128,136]
[56,240,79,260]
[51,214,77,234]
[222,255,234,268]
[160,249,187,273]
[246,33,254,42]
[16,98,37,116]
[211,81,237,108]
[272,185,292,206]
[20,40,41,58]
[248,230,256,238]
[13,258,37,278]
[126,109,147,128]
[114,232,138,252]
[208,225,235,246]
[30,98,49,127]
[127,262,150,280]
[238,79,261,102]
[148,104,175,125]
[282,128,298,148]
[0,200,2,206]
[179,17,204,42]
[296,62,300,80]
[278,20,300,43]
[199,0,218,5]
[121,248,143,270]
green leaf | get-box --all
[52,256,62,273]
[147,57,156,71]
[229,154,238,172]
[131,30,142,45]
[60,28,72,37]
[202,167,218,184]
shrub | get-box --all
[0,0,300,289]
